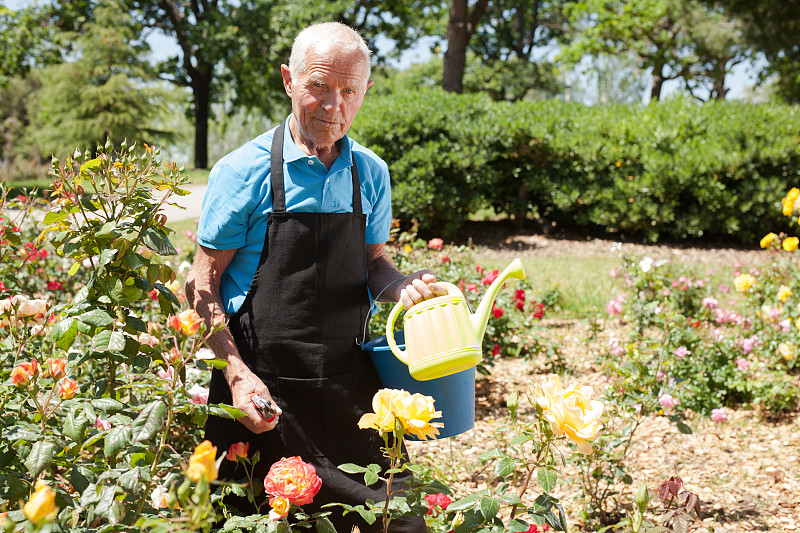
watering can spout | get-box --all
[470,258,526,341]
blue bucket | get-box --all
[361,330,475,439]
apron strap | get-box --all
[270,119,363,215]
[271,122,287,213]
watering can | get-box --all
[386,258,526,381]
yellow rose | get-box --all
[23,481,58,525]
[783,237,799,251]
[777,285,793,302]
[186,440,219,482]
[760,232,778,249]
[536,375,604,455]
[783,198,796,216]
[733,273,756,293]
[788,187,800,201]
[358,388,443,440]
[778,343,795,361]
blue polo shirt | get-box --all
[197,116,392,314]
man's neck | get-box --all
[288,116,340,169]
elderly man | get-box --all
[185,22,443,532]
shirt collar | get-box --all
[282,114,353,170]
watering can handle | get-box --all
[386,301,409,365]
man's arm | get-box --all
[185,245,281,433]
[366,242,446,309]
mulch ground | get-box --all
[406,229,800,532]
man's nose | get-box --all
[321,90,343,111]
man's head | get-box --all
[281,22,373,152]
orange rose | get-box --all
[226,441,249,461]
[57,378,79,400]
[168,309,203,335]
[11,360,38,387]
[264,456,322,506]
[44,358,67,380]
[269,496,290,521]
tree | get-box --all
[561,0,702,102]
[25,1,173,158]
[0,4,64,87]
[468,0,568,100]
[702,1,800,102]
[19,0,439,168]
[681,4,751,101]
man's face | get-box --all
[282,47,372,149]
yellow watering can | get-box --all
[386,258,526,381]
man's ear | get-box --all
[280,64,292,97]
[366,80,374,92]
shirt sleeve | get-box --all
[196,162,256,250]
[365,157,392,245]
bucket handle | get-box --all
[359,276,405,346]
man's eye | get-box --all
[344,88,355,94]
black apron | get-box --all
[205,123,425,533]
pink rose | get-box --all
[427,238,444,250]
[188,384,209,405]
[736,357,751,371]
[710,408,728,423]
[673,346,689,359]
[658,394,679,409]
[94,417,112,430]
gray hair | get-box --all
[289,22,372,83]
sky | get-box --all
[6,0,762,103]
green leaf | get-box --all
[676,421,693,434]
[537,468,558,493]
[124,314,147,333]
[25,441,55,477]
[80,157,102,174]
[42,209,72,225]
[50,317,78,351]
[480,497,500,520]
[104,426,131,458]
[338,463,368,474]
[316,517,338,533]
[364,470,379,486]
[131,400,167,442]
[208,404,247,420]
[68,262,81,276]
[448,490,491,511]
[495,457,515,477]
[510,434,533,447]
[507,519,531,532]
[356,508,377,525]
[63,407,89,442]
[79,309,115,328]
[92,330,126,352]
[118,467,143,493]
[69,465,91,495]
[91,398,124,413]
[142,227,177,256]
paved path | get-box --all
[160,183,207,223]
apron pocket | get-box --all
[277,373,378,459]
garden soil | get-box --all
[407,226,800,533]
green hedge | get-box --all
[351,89,800,242]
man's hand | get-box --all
[400,271,447,310]
[226,363,282,434]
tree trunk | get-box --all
[443,0,469,93]
[650,63,665,102]
[192,68,212,169]
[442,0,489,93]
